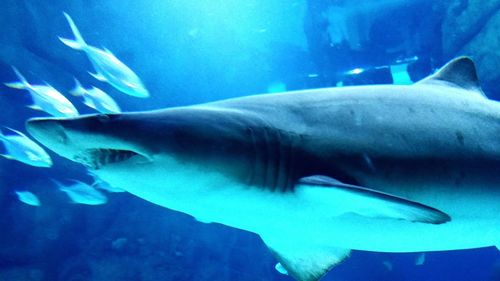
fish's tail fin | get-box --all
[0,129,11,159]
[4,66,30,89]
[0,128,6,142]
[3,127,25,137]
[0,129,10,158]
[59,12,87,50]
[70,78,86,96]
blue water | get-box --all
[1,0,500,280]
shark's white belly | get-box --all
[94,156,500,254]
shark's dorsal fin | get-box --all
[416,56,486,97]
[261,235,350,281]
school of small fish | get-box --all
[0,12,149,206]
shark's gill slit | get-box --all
[74,148,144,169]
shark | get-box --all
[25,57,500,281]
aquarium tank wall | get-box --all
[1,0,500,280]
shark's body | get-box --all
[26,57,500,281]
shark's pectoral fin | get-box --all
[261,235,350,281]
[298,175,450,224]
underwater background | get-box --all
[1,0,500,280]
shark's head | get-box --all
[26,113,153,169]
[25,108,258,209]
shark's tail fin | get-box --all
[4,66,30,89]
[59,12,87,50]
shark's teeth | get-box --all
[74,148,138,169]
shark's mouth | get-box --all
[74,148,147,170]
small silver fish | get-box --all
[15,190,41,206]
[53,179,108,205]
[70,78,121,114]
[0,127,52,167]
[59,13,149,98]
[4,67,79,117]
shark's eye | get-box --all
[97,114,110,122]
[97,114,121,123]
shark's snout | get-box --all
[26,118,69,150]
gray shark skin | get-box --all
[26,57,500,281]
